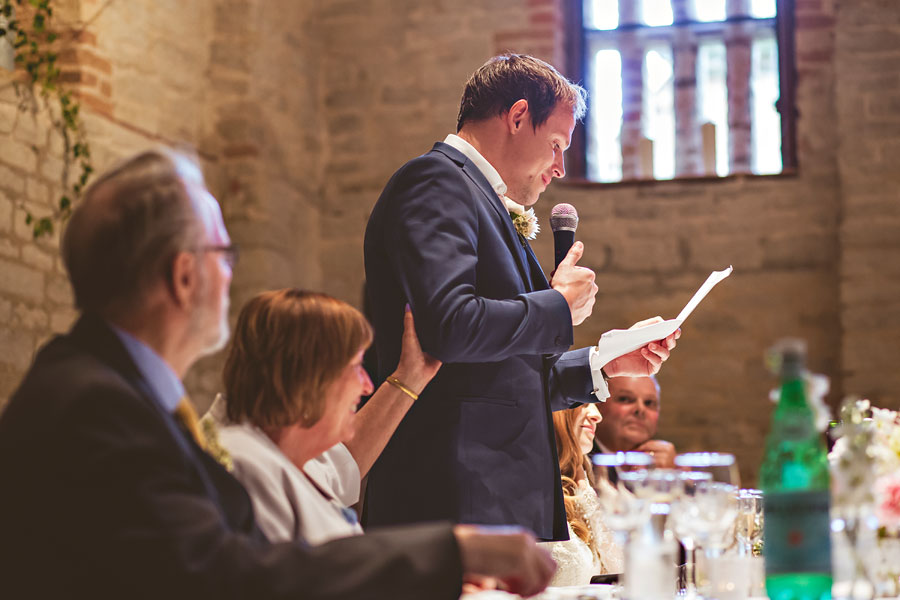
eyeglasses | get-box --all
[199,244,240,268]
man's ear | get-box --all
[169,251,198,309]
[505,99,530,134]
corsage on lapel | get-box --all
[503,197,539,241]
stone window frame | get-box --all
[564,0,797,183]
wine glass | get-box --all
[670,471,714,600]
[674,452,741,489]
[591,452,655,536]
[735,489,763,556]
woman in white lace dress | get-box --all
[541,403,624,586]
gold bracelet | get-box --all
[386,376,419,401]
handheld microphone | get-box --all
[550,203,579,268]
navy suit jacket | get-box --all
[364,142,595,541]
[0,315,462,599]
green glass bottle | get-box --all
[760,339,832,600]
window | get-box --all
[569,0,795,182]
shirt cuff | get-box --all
[588,346,610,401]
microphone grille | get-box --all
[549,203,578,232]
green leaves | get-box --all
[33,217,53,237]
[1,0,95,239]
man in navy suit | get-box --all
[364,54,678,541]
[0,148,556,598]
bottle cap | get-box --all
[766,338,807,376]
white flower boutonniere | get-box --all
[503,197,540,240]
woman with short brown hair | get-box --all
[206,288,440,545]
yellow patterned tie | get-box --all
[174,396,233,471]
[174,397,207,449]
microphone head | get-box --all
[549,203,578,232]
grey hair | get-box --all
[62,147,207,317]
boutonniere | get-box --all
[503,197,540,240]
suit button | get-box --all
[554,336,562,345]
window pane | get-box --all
[643,45,675,180]
[697,40,729,176]
[642,0,674,26]
[587,48,624,182]
[752,34,782,175]
[585,0,618,30]
[693,0,726,22]
[751,0,777,18]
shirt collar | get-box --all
[109,324,185,414]
[443,134,508,198]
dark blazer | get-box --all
[0,315,462,599]
[364,142,594,541]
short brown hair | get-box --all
[456,54,587,132]
[223,289,373,429]
[62,148,205,317]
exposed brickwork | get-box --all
[0,0,896,487]
[834,0,900,408]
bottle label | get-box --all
[771,412,815,441]
[763,490,831,575]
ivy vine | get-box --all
[1,0,94,239]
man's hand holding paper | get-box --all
[603,316,681,377]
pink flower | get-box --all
[876,474,900,530]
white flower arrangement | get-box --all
[503,197,539,240]
[830,398,900,533]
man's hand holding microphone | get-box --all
[549,203,597,326]
[547,203,678,376]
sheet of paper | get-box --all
[591,266,732,368]
[676,266,733,322]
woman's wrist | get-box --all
[386,371,423,401]
[390,369,428,395]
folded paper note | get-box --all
[592,266,733,369]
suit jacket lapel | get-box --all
[71,315,226,510]
[521,238,549,291]
[431,143,534,291]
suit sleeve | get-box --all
[548,346,596,412]
[382,157,573,363]
[58,382,463,600]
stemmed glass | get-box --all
[591,452,655,539]
[735,489,764,556]
[670,471,714,600]
[674,452,741,489]
[672,453,741,599]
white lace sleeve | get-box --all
[541,523,597,587]
[578,479,625,574]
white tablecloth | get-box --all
[462,584,616,600]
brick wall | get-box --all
[835,0,900,407]
[0,0,898,485]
